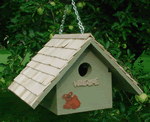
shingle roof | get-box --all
[8,33,143,109]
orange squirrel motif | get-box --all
[62,92,81,109]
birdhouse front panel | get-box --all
[55,46,112,115]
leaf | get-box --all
[0,2,9,8]
[118,91,123,101]
[128,105,137,115]
[89,113,93,116]
[137,73,150,79]
[145,117,150,122]
[127,49,131,56]
[15,34,24,38]
[132,22,138,27]
[37,43,41,50]
[31,42,36,48]
[10,18,18,24]
[130,54,135,59]
[102,118,106,122]
[93,110,98,116]
[113,4,118,10]
[105,41,110,49]
[29,29,35,38]
[43,31,50,38]
[125,2,132,13]
[106,33,113,42]
[136,104,142,112]
[92,21,99,27]
[110,115,121,121]
[22,30,27,35]
[6,24,15,29]
[0,77,5,84]
[122,31,126,41]
[45,4,52,10]
[35,37,45,42]
[141,113,150,118]
[90,118,99,121]
[36,32,44,37]
[143,85,149,93]
[120,102,126,113]
[0,63,7,67]
[116,51,122,58]
[113,11,124,17]
[94,31,100,37]
[86,3,95,11]
[110,50,117,56]
[7,56,12,60]
[126,29,131,33]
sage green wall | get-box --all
[56,45,112,115]
[40,86,58,115]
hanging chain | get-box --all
[59,5,68,35]
[59,0,84,35]
[72,0,84,34]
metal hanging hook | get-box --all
[59,5,68,35]
[59,0,84,35]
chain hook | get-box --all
[59,0,84,35]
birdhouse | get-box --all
[8,33,143,115]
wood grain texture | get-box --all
[8,82,19,91]
[58,49,78,60]
[49,48,63,57]
[107,54,117,62]
[23,68,38,78]
[27,61,39,68]
[42,56,55,64]
[15,74,28,85]
[93,39,105,50]
[32,54,44,62]
[57,39,74,48]
[45,57,68,69]
[42,75,55,86]
[42,47,56,55]
[65,39,87,50]
[38,47,49,54]
[29,83,45,96]
[22,67,32,75]
[20,67,28,74]
[44,39,60,47]
[35,64,60,76]
[14,74,26,84]
[24,92,37,105]
[22,79,37,91]
[52,33,92,39]
[21,91,31,100]
[32,72,48,83]
[14,85,26,97]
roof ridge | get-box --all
[52,33,94,40]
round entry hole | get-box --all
[78,63,92,77]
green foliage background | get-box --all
[0,0,150,121]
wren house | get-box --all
[8,33,143,115]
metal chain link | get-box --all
[59,0,84,35]
[59,5,68,35]
[72,0,84,34]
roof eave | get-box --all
[90,40,143,95]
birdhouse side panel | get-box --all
[56,46,112,115]
[40,85,58,115]
[112,72,139,95]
